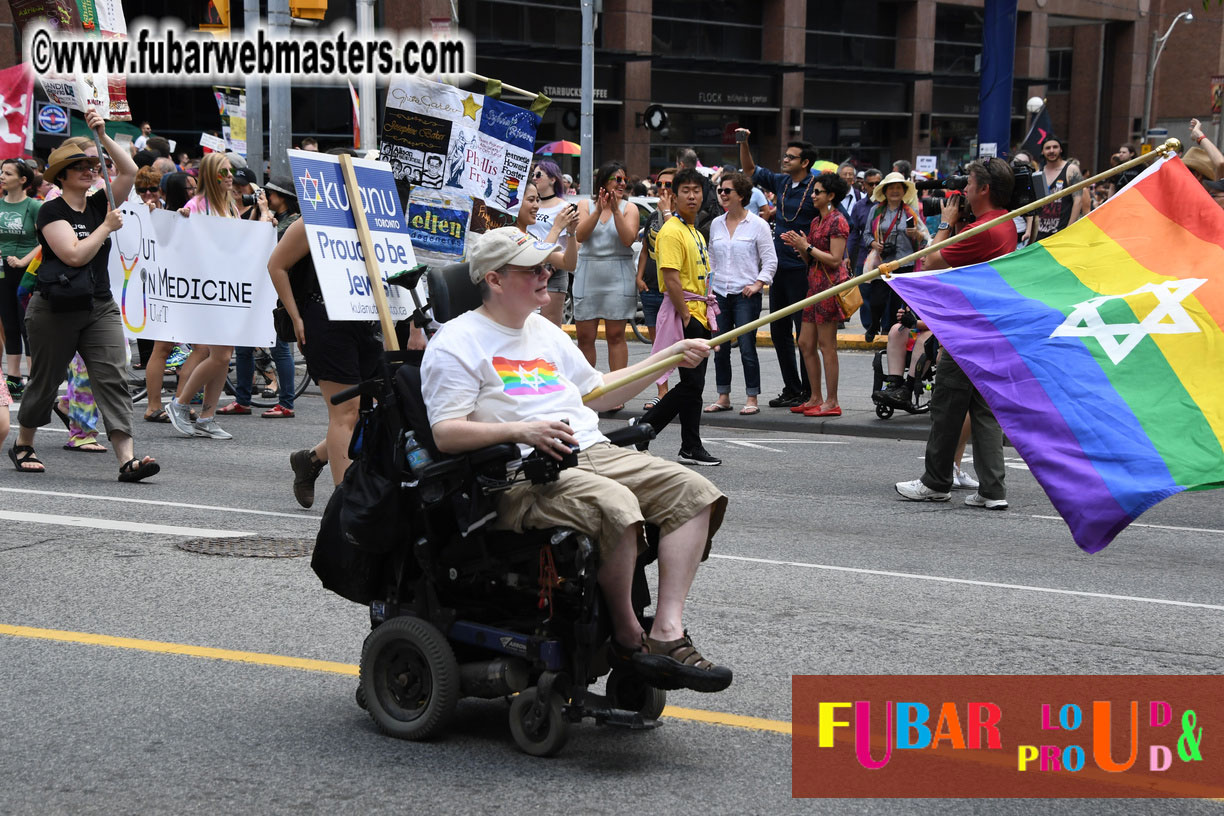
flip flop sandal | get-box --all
[739,405,760,415]
[65,442,108,453]
[118,457,161,483]
[632,633,733,693]
[703,403,733,413]
[642,398,660,411]
[144,408,171,423]
[8,445,44,474]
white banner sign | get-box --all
[108,204,278,346]
[199,132,227,152]
[915,155,938,174]
[288,148,417,322]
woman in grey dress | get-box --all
[573,161,637,392]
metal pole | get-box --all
[267,0,292,180]
[356,0,376,151]
[1143,32,1158,141]
[244,0,264,184]
[579,0,594,195]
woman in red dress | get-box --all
[781,171,849,417]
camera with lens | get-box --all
[241,193,259,207]
[916,173,972,221]
[1008,160,1035,209]
[522,445,579,484]
[879,239,899,261]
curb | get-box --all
[562,325,886,351]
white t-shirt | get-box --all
[421,310,607,455]
[527,199,569,248]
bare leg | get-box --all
[650,505,713,642]
[575,319,599,366]
[541,291,566,326]
[143,340,173,414]
[176,344,232,420]
[797,323,822,407]
[604,319,628,372]
[885,322,907,376]
[817,322,839,409]
[318,380,360,485]
[596,522,647,650]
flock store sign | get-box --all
[652,71,776,109]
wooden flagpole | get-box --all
[583,138,1184,403]
[338,153,400,352]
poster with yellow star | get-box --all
[383,77,542,239]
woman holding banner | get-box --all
[166,152,245,441]
[573,161,638,410]
[11,109,159,481]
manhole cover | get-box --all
[177,536,314,558]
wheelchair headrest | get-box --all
[427,263,483,324]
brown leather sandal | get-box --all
[632,632,732,693]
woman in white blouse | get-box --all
[704,172,778,416]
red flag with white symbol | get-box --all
[0,64,34,160]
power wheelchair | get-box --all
[311,263,678,757]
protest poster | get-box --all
[13,0,131,120]
[214,86,247,155]
[406,187,470,265]
[383,77,541,214]
[108,203,278,346]
[289,148,420,322]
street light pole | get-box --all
[1143,10,1193,141]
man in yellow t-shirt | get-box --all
[639,168,719,466]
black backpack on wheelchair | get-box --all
[311,263,666,756]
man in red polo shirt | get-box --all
[895,158,1018,510]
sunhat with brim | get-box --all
[44,146,101,186]
[870,171,919,208]
[469,227,560,284]
[1182,147,1216,182]
[262,177,297,199]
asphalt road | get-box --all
[1,356,1222,815]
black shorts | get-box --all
[300,298,381,385]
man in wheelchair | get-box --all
[420,227,733,694]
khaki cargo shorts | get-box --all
[495,442,727,560]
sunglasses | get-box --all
[610,176,627,184]
[67,161,96,173]
[782,154,801,161]
[717,188,735,196]
[812,187,828,196]
[137,186,159,194]
[217,168,232,177]
[656,181,671,189]
[502,264,548,276]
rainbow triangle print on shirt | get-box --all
[493,357,564,395]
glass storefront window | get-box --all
[459,0,587,46]
[653,18,762,61]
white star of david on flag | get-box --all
[1049,278,1207,365]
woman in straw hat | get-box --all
[11,108,159,481]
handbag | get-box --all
[272,302,296,343]
[836,283,863,320]
[35,256,94,313]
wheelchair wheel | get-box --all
[911,353,934,415]
[508,688,569,757]
[875,402,894,419]
[360,616,459,741]
[606,668,667,721]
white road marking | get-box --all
[0,510,250,539]
[1030,515,1224,536]
[714,440,783,452]
[703,438,845,444]
[0,487,319,520]
[709,553,1224,612]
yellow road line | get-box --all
[0,623,790,735]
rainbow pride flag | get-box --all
[889,158,1224,552]
[492,356,564,396]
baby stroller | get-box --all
[311,263,676,757]
[870,332,939,419]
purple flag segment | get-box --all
[889,262,1180,553]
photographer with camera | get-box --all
[421,227,732,693]
[895,158,1018,510]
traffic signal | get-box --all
[290,0,328,21]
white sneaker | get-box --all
[952,464,979,490]
[166,400,195,437]
[192,417,233,440]
[964,492,1008,510]
[895,479,951,502]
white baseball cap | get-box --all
[469,227,559,283]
